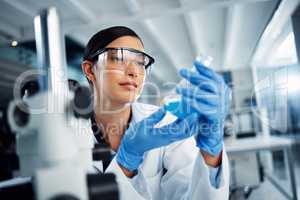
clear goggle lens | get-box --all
[96,48,153,75]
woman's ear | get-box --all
[81,60,96,82]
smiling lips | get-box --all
[119,80,138,90]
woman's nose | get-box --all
[126,63,139,78]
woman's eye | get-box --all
[135,60,145,67]
[111,56,122,62]
[137,62,145,67]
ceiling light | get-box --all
[11,40,18,47]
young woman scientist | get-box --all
[81,26,230,199]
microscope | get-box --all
[0,7,118,200]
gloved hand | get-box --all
[116,108,200,171]
[176,60,231,156]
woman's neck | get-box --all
[94,100,132,151]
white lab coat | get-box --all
[92,102,230,200]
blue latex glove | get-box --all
[116,108,200,171]
[176,60,231,156]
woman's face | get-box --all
[92,36,146,106]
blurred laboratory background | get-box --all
[0,0,300,199]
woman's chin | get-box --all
[114,94,138,104]
[119,90,139,100]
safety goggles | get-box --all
[90,47,155,75]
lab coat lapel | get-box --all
[104,102,140,173]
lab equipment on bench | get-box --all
[0,7,119,200]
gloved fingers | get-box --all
[181,97,222,118]
[169,113,200,138]
[196,118,224,137]
[143,107,166,126]
[193,60,224,84]
[176,87,219,106]
[156,113,199,139]
[179,68,211,83]
[177,84,231,115]
[179,69,220,93]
